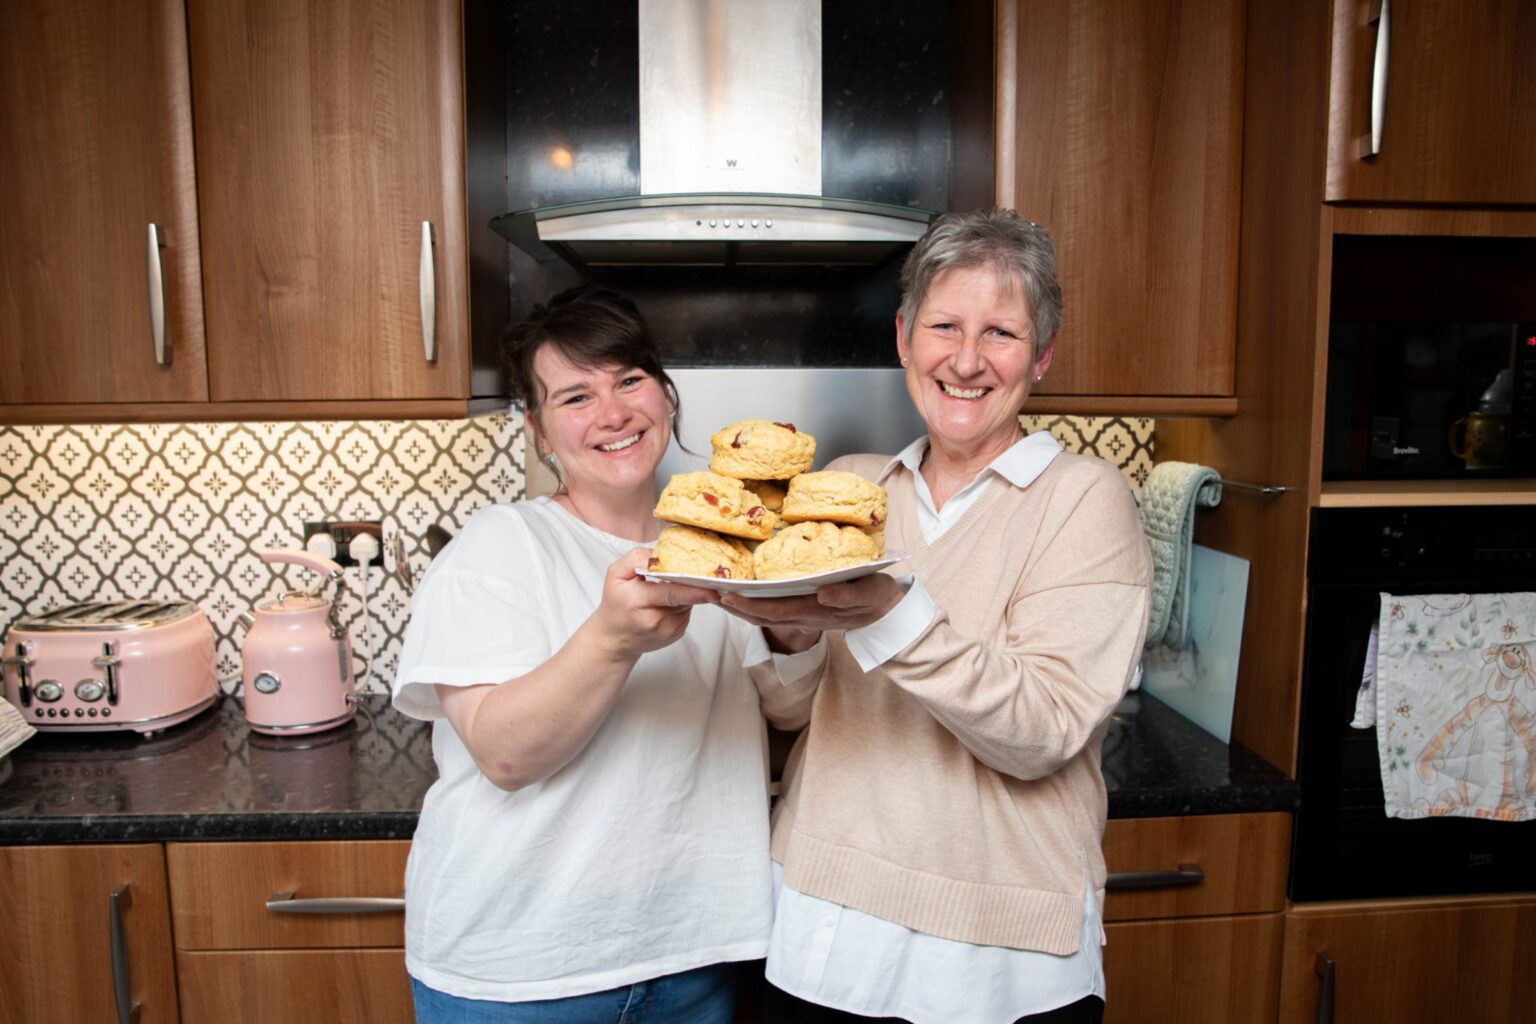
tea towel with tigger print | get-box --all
[1375,591,1536,822]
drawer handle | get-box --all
[1315,951,1336,1024]
[1358,0,1391,158]
[266,890,405,914]
[109,884,141,1024]
[1104,863,1205,890]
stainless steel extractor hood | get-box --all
[491,0,938,268]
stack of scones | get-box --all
[649,420,888,581]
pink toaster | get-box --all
[1,600,218,734]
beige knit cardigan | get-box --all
[763,450,1152,955]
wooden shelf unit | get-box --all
[1319,479,1536,507]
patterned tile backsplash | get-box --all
[0,414,1150,694]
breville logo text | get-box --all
[1393,446,1421,456]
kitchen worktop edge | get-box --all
[0,693,1297,845]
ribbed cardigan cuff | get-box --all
[776,827,1084,956]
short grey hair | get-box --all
[897,208,1063,353]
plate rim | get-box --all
[639,550,906,595]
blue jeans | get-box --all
[410,963,738,1024]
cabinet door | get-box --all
[0,0,208,406]
[0,844,179,1024]
[1325,0,1536,204]
[1103,913,1283,1024]
[177,949,413,1022]
[187,0,470,402]
[1279,898,1536,1024]
[996,0,1242,397]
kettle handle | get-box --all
[259,549,344,579]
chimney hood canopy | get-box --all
[490,192,937,268]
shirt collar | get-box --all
[875,430,1063,489]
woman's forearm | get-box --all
[439,616,639,791]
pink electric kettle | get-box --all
[237,549,356,736]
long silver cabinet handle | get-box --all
[1104,863,1205,890]
[1314,951,1336,1024]
[1360,0,1391,158]
[108,884,141,1024]
[146,225,168,366]
[266,890,406,914]
[419,220,438,364]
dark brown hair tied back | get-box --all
[500,284,681,436]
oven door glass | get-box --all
[1292,507,1536,902]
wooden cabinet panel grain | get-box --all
[1278,896,1536,1024]
[1325,0,1536,204]
[0,0,208,406]
[177,949,413,1022]
[187,0,471,403]
[167,839,409,950]
[1103,812,1291,921]
[0,844,179,1024]
[1104,913,1284,1024]
[997,0,1243,398]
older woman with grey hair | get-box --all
[720,208,1151,1024]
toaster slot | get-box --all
[91,641,121,705]
[3,640,34,706]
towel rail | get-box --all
[1218,479,1289,496]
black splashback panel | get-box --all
[501,0,958,368]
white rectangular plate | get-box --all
[641,552,906,599]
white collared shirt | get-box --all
[768,430,1108,1024]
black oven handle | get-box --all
[1315,951,1336,1024]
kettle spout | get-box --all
[237,611,255,632]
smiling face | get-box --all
[530,343,675,507]
[896,264,1055,466]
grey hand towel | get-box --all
[1138,461,1223,650]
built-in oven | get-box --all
[1291,505,1536,902]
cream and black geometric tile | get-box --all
[1021,415,1156,496]
[0,414,524,695]
[0,412,1149,695]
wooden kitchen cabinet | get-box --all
[167,839,413,1022]
[994,0,1243,401]
[0,0,209,408]
[1278,895,1536,1024]
[3,0,508,423]
[0,844,180,1024]
[1100,812,1290,1023]
[186,0,471,405]
[1324,0,1536,205]
[1105,914,1284,1024]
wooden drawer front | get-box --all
[1278,897,1536,1024]
[1104,913,1283,1024]
[167,840,409,950]
[1102,812,1290,921]
[177,949,413,1022]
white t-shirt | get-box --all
[392,497,778,1002]
[768,432,1108,1023]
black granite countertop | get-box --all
[0,691,1297,845]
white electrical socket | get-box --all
[349,531,380,566]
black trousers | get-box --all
[762,983,1105,1024]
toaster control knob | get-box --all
[253,672,281,695]
[74,679,106,702]
[34,679,63,703]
